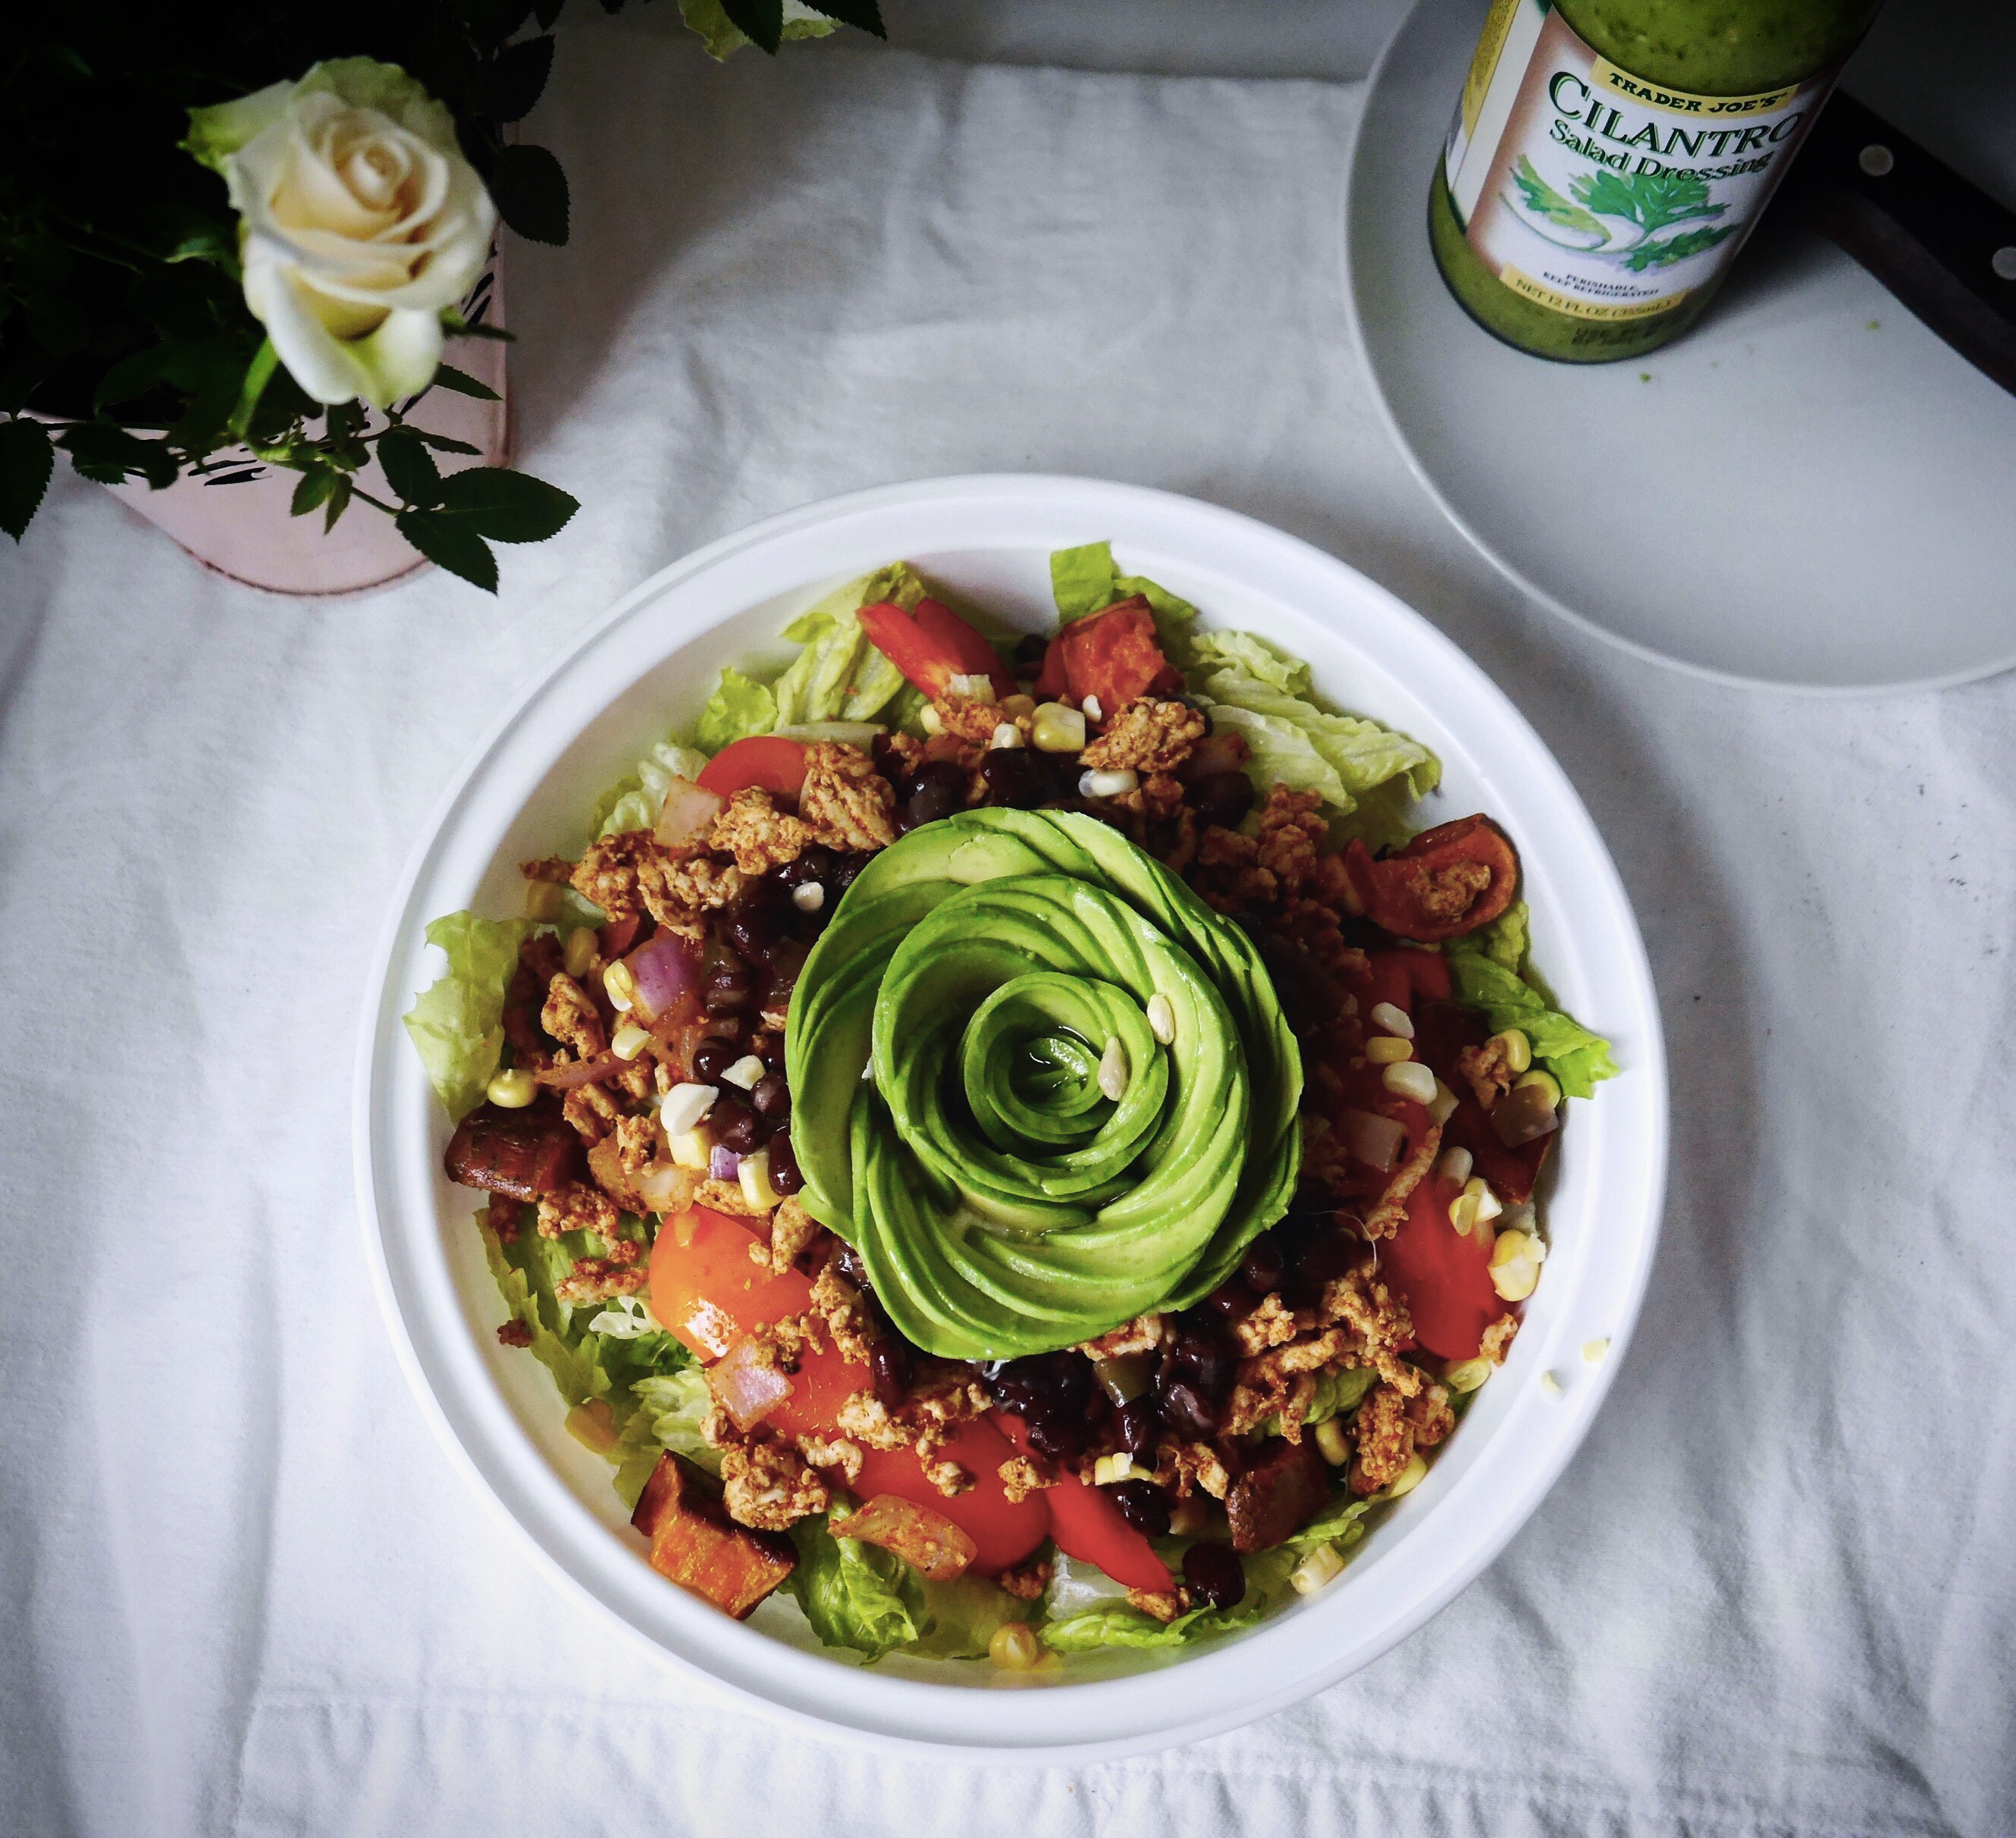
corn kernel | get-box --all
[1381,1061,1438,1104]
[947,672,995,704]
[659,1082,717,1137]
[1437,1146,1473,1187]
[1448,1190,1481,1234]
[1314,1418,1352,1465]
[991,722,1025,750]
[1369,1000,1415,1040]
[669,1129,710,1170]
[739,1150,781,1211]
[1444,1357,1492,1394]
[722,1054,766,1090]
[525,879,566,922]
[1513,1068,1561,1106]
[1582,1337,1611,1364]
[791,881,825,913]
[1365,1036,1412,1065]
[611,1021,650,1061]
[920,704,945,736]
[486,1068,537,1109]
[1092,1452,1154,1486]
[989,1621,1043,1670]
[602,959,636,1012]
[1381,1454,1428,1500]
[1079,767,1139,799]
[566,1397,619,1454]
[1146,993,1176,1044]
[1463,1175,1503,1225]
[1488,1228,1541,1302]
[1031,704,1086,753]
[1539,1369,1565,1398]
[1290,1543,1344,1595]
[563,926,599,979]
[1491,1028,1533,1075]
[1425,1079,1459,1126]
[1081,694,1103,721]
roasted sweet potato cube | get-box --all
[1226,1438,1331,1554]
[629,1452,795,1620]
[444,1102,581,1200]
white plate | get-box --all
[1347,0,2016,691]
[353,475,1668,1758]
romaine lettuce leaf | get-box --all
[1041,1592,1263,1651]
[1284,1491,1375,1555]
[1049,541,1198,666]
[1444,902,1619,1099]
[783,1515,929,1663]
[1258,1365,1377,1437]
[694,667,778,754]
[591,736,712,839]
[402,911,532,1119]
[477,1204,611,1409]
[770,564,922,725]
[904,1573,1030,1660]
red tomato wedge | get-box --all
[1032,596,1184,711]
[647,1207,1049,1574]
[997,1414,1171,1592]
[858,598,1014,701]
[1343,815,1519,944]
[1378,1173,1500,1361]
[696,736,807,800]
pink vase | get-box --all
[105,256,510,595]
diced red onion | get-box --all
[535,1051,623,1090]
[1341,1107,1406,1173]
[710,1143,741,1181]
[828,1493,978,1582]
[654,776,723,848]
[706,1339,793,1431]
[625,934,698,1025]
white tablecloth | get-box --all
[3,19,2011,1838]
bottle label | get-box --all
[1442,0,1839,321]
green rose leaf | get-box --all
[434,466,579,542]
[397,509,499,592]
[378,428,444,509]
[482,36,557,123]
[0,418,55,541]
[488,143,570,246]
[425,364,501,403]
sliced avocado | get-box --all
[791,809,1300,1359]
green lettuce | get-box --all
[402,912,532,1119]
[1042,1591,1264,1652]
[770,564,923,726]
[903,1573,1031,1660]
[782,1515,929,1663]
[1049,540,1198,665]
[1444,902,1619,1099]
[478,1206,612,1409]
[591,736,712,839]
[1186,629,1440,843]
[612,1366,717,1503]
[1284,1491,1375,1555]
[694,667,778,754]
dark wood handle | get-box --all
[1778,91,2016,395]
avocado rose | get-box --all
[786,808,1301,1359]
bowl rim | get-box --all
[353,472,1668,1761]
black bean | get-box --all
[833,1243,870,1290]
[1182,1541,1246,1611]
[712,1096,763,1155]
[768,1131,804,1195]
[829,852,871,899]
[980,748,1046,808]
[1157,1378,1218,1438]
[726,901,783,964]
[1239,1232,1285,1296]
[1027,1416,1083,1460]
[1190,770,1255,830]
[1014,633,1049,670]
[869,1337,913,1409]
[1117,1398,1159,1457]
[901,760,967,830]
[1206,1278,1255,1318]
[772,848,832,890]
[1108,1480,1172,1537]
[691,1036,743,1083]
[751,1072,792,1124]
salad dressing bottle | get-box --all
[1430,0,1883,361]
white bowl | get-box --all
[354,475,1667,1760]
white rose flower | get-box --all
[187,58,496,411]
